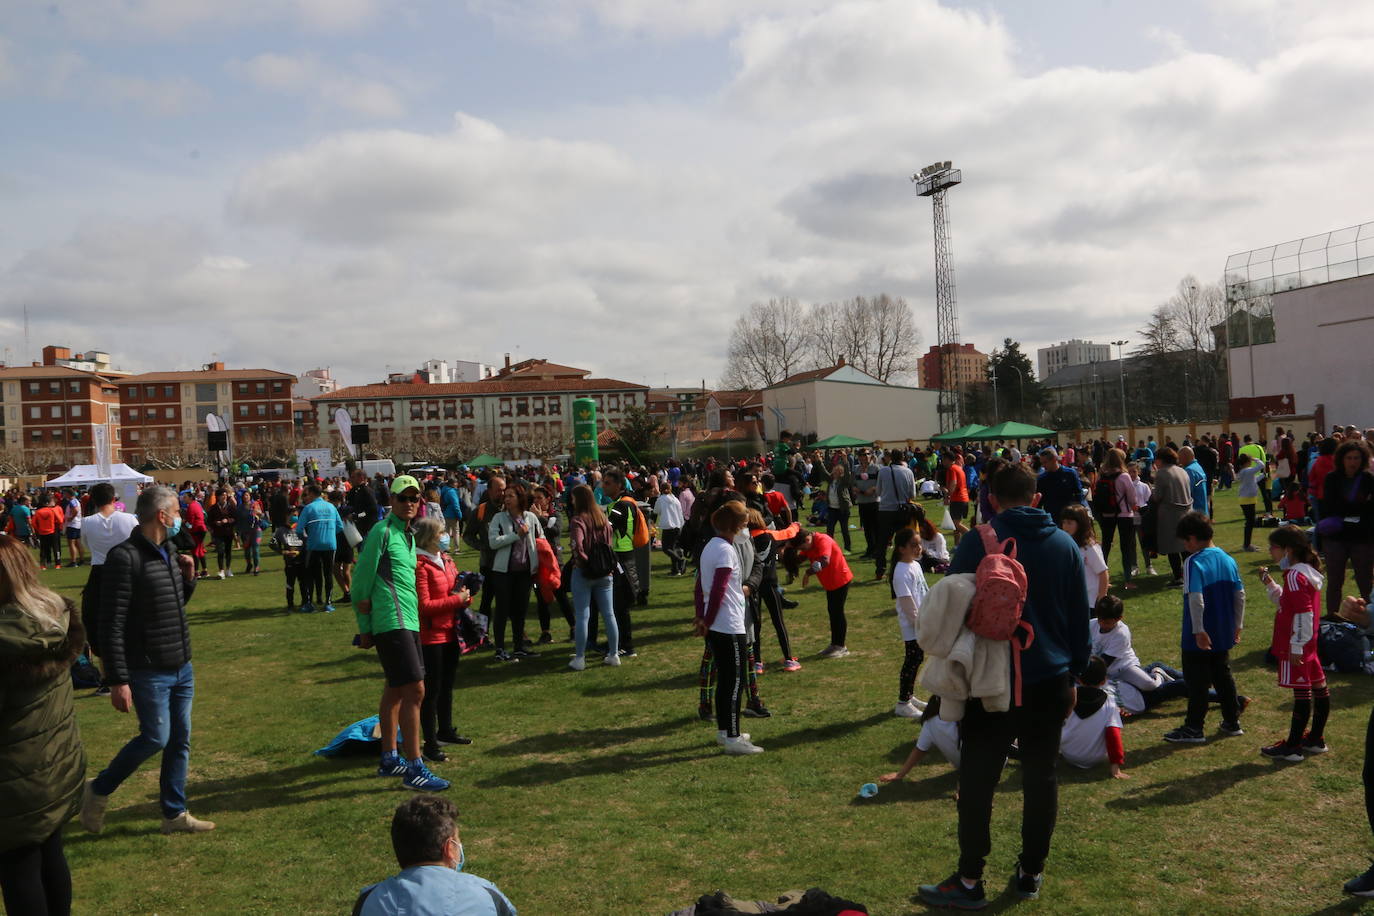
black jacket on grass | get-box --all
[100,529,196,684]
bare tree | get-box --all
[720,297,814,389]
[521,428,570,465]
[809,294,922,383]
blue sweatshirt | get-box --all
[297,499,343,552]
[949,505,1092,686]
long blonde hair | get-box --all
[0,536,68,630]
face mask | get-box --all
[166,515,183,539]
[438,535,451,552]
[453,841,465,872]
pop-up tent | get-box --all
[969,421,1056,440]
[464,454,505,468]
[46,463,155,509]
[930,423,988,442]
[811,434,874,449]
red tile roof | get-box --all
[118,369,296,383]
[706,389,762,408]
[777,365,842,385]
[319,378,647,400]
[489,359,589,380]
[0,365,108,379]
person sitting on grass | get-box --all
[354,795,515,916]
[1279,481,1311,525]
[1090,595,1185,714]
[1163,511,1246,746]
[879,696,960,782]
[1258,527,1330,762]
[1060,657,1128,779]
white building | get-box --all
[760,360,941,444]
[294,368,339,399]
[1224,221,1374,428]
[1037,339,1111,381]
[452,360,492,382]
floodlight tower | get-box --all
[912,160,963,432]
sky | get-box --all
[2,0,1372,389]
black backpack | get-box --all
[1319,620,1368,673]
[584,540,616,578]
[1092,472,1121,520]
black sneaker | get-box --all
[1300,733,1329,754]
[512,648,539,659]
[618,648,637,658]
[1011,864,1042,900]
[743,702,772,718]
[1344,861,1374,897]
[1218,720,1245,737]
[1259,741,1304,762]
[436,729,473,746]
[780,597,799,609]
[536,631,553,645]
[917,873,987,910]
[1163,725,1206,744]
[94,686,112,697]
[493,649,518,663]
[698,704,713,722]
[422,744,449,763]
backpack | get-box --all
[624,498,652,550]
[1092,472,1120,520]
[967,524,1036,705]
[1318,620,1368,673]
[581,520,617,578]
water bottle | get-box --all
[858,782,879,799]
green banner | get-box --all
[573,397,599,466]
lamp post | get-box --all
[988,363,1000,424]
[1112,339,1129,428]
[1005,364,1024,417]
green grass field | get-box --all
[44,490,1374,914]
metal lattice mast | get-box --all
[912,161,963,432]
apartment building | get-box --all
[918,343,989,390]
[0,361,123,467]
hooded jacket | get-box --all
[100,529,196,683]
[0,600,86,853]
[948,506,1091,686]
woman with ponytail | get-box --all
[889,527,930,718]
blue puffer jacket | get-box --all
[949,505,1091,686]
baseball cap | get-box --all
[391,474,421,495]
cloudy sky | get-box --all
[1,0,1370,388]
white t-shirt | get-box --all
[700,536,746,635]
[920,531,949,563]
[1089,619,1140,676]
[916,716,961,769]
[653,493,684,530]
[892,559,929,642]
[65,498,83,530]
[1081,543,1107,607]
[1133,479,1151,520]
[81,510,139,565]
[1060,695,1122,768]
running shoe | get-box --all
[917,874,987,910]
[1219,720,1245,737]
[1010,864,1042,900]
[1163,725,1206,744]
[1344,861,1374,897]
[403,759,451,791]
[781,658,802,672]
[753,661,765,675]
[1259,741,1304,762]
[743,702,771,718]
[1300,733,1330,754]
[377,752,409,777]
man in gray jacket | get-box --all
[873,450,915,579]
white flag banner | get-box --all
[334,407,356,458]
[93,424,111,478]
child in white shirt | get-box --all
[889,528,930,718]
[880,696,961,781]
[1061,657,1128,778]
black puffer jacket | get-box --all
[100,529,196,684]
[0,599,86,853]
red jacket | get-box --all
[804,532,852,591]
[416,552,470,646]
[534,538,562,603]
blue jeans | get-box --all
[93,662,194,819]
[571,568,617,659]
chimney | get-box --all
[43,345,70,366]
[838,355,846,367]
[504,353,511,369]
[205,361,225,371]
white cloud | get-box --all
[233,53,407,118]
[31,0,390,38]
[464,0,828,40]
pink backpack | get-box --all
[968,524,1036,704]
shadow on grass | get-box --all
[485,715,699,756]
[763,712,890,752]
[1293,901,1369,915]
[474,744,714,788]
[191,603,297,625]
[901,885,1025,915]
[849,769,959,806]
[576,670,701,697]
[1105,759,1273,810]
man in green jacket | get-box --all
[354,475,449,792]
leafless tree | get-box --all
[720,297,814,389]
[810,294,921,382]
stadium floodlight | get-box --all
[910,159,964,431]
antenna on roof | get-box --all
[23,305,30,363]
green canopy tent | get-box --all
[968,421,1056,441]
[811,434,874,449]
[464,453,505,468]
[930,423,988,442]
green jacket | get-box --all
[0,600,86,853]
[353,512,419,635]
[607,496,637,554]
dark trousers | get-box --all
[614,553,637,652]
[826,583,849,647]
[1100,517,1136,583]
[660,527,686,575]
[306,549,335,604]
[753,573,793,660]
[826,507,852,550]
[857,502,879,556]
[1363,705,1374,836]
[1261,476,1274,513]
[899,639,925,702]
[420,641,459,746]
[1240,503,1257,548]
[491,568,532,650]
[957,673,1073,880]
[1324,539,1374,617]
[0,829,70,916]
[536,589,573,635]
[708,630,747,738]
[873,510,903,576]
[478,564,495,620]
[39,532,62,566]
[1182,650,1240,729]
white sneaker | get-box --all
[80,778,109,834]
[829,646,850,658]
[161,811,216,834]
[217,570,226,580]
[568,656,586,671]
[1146,566,1158,576]
[721,735,764,755]
[912,698,928,712]
[894,699,922,718]
[603,654,621,667]
[226,570,233,578]
[716,730,751,745]
[819,644,840,658]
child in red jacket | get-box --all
[783,529,853,658]
[1259,527,1330,761]
[415,518,472,763]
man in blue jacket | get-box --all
[297,483,343,614]
[439,477,464,547]
[1179,445,1210,518]
[919,463,1091,910]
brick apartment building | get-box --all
[917,342,989,390]
[0,346,123,469]
[116,362,296,463]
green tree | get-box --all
[987,338,1046,422]
[610,406,665,461]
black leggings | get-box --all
[708,630,747,738]
[1363,704,1374,836]
[826,583,850,647]
[492,568,532,651]
[826,507,852,550]
[420,641,459,746]
[899,639,925,702]
[39,532,62,567]
[306,549,335,604]
[751,574,793,661]
[0,829,70,916]
[213,535,234,570]
[1182,650,1240,729]
[1241,503,1257,548]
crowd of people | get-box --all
[5,421,1374,912]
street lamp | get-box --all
[1005,364,1024,417]
[1112,339,1129,428]
[988,364,999,423]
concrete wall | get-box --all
[1228,274,1374,426]
[763,380,940,443]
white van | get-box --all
[325,459,397,479]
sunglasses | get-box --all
[393,493,421,503]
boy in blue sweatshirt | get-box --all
[1163,511,1245,745]
[918,463,1091,910]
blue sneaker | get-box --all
[1011,864,1043,900]
[377,752,407,777]
[300,602,315,614]
[323,603,335,614]
[403,759,451,792]
[918,873,987,910]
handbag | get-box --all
[341,520,364,548]
[1317,476,1364,537]
[938,505,955,531]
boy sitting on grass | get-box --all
[1060,657,1128,778]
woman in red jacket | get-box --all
[783,528,854,659]
[414,517,471,762]
[183,493,208,578]
[30,494,66,570]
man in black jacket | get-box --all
[81,485,215,836]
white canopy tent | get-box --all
[46,464,155,509]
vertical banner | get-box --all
[333,407,356,459]
[572,397,599,466]
[93,424,111,478]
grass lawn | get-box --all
[46,488,1374,914]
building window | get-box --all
[461,424,475,436]
[379,404,394,422]
[51,429,64,441]
[499,423,514,442]
[273,403,284,416]
[460,399,474,419]
[30,429,42,441]
[443,400,456,419]
[237,383,249,394]
[348,406,358,421]
[50,381,61,394]
[238,405,249,417]
[166,429,177,440]
[71,404,83,418]
[71,428,83,440]
[592,395,603,411]
[29,406,41,420]
[515,397,529,416]
[51,405,63,419]
[164,385,175,397]
[272,382,283,393]
[70,380,81,394]
[166,407,176,419]
[363,404,377,422]
[516,422,531,440]
[256,382,266,394]
[608,394,620,412]
[195,383,215,402]
[27,382,39,394]
[426,401,439,420]
[549,421,563,436]
[196,405,214,423]
[532,396,546,416]
[254,404,265,416]
[498,398,513,417]
[624,393,636,408]
[548,398,561,416]
[128,430,139,442]
[145,385,156,397]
